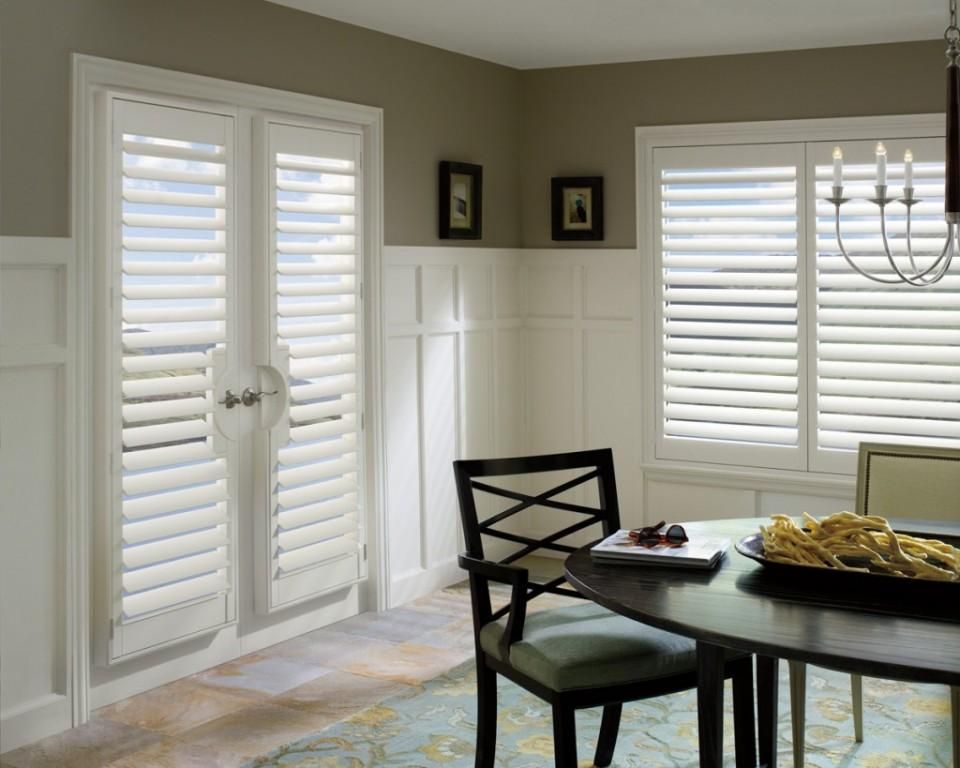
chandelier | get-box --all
[826,0,960,285]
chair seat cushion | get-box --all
[479,601,699,692]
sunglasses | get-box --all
[627,521,689,548]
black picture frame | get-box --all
[551,176,604,241]
[439,161,482,239]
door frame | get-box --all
[72,54,387,724]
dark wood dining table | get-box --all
[564,517,960,768]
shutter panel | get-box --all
[110,99,236,660]
[654,144,804,469]
[812,139,960,470]
[259,120,365,612]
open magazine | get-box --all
[590,529,729,569]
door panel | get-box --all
[256,120,366,613]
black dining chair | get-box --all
[454,448,756,768]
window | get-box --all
[654,143,803,471]
[642,120,960,475]
[99,92,374,662]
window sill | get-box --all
[639,458,856,498]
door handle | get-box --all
[241,387,278,407]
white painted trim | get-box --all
[72,53,386,715]
[635,113,945,147]
[0,237,78,750]
[74,55,385,129]
[388,559,464,608]
[0,694,72,753]
[640,462,855,497]
[361,104,388,613]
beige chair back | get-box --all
[856,443,960,522]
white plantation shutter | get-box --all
[259,120,365,612]
[811,138,960,472]
[654,144,805,469]
[109,99,236,660]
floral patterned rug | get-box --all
[247,660,953,767]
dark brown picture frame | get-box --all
[551,176,604,241]
[439,161,482,239]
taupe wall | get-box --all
[520,41,944,248]
[0,0,523,246]
[0,3,944,249]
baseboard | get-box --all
[1,693,72,753]
[388,559,464,608]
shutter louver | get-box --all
[655,145,803,469]
[813,139,960,462]
[111,99,235,658]
[261,121,365,611]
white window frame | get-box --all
[74,54,386,677]
[637,114,946,487]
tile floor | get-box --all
[2,565,572,768]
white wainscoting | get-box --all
[383,247,525,606]
[0,238,78,751]
[521,248,855,536]
[523,249,643,534]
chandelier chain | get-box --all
[948,0,959,43]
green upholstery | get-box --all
[479,601,698,692]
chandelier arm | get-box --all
[925,222,956,282]
[903,201,923,276]
[895,232,952,285]
[878,204,953,285]
[907,219,957,284]
[833,206,912,284]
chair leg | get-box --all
[756,656,779,768]
[951,686,959,768]
[593,703,621,767]
[474,658,497,768]
[552,700,578,768]
[788,660,807,768]
[732,657,758,768]
[851,673,864,743]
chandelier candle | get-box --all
[875,142,887,187]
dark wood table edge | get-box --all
[565,543,960,768]
[564,547,960,688]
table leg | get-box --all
[697,641,726,768]
[756,655,779,768]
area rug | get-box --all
[246,661,954,767]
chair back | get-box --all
[856,442,960,522]
[453,448,621,626]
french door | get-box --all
[101,94,368,662]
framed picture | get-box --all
[439,161,482,239]
[551,176,604,241]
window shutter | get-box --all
[812,138,960,471]
[258,120,365,612]
[110,99,236,660]
[654,144,804,470]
